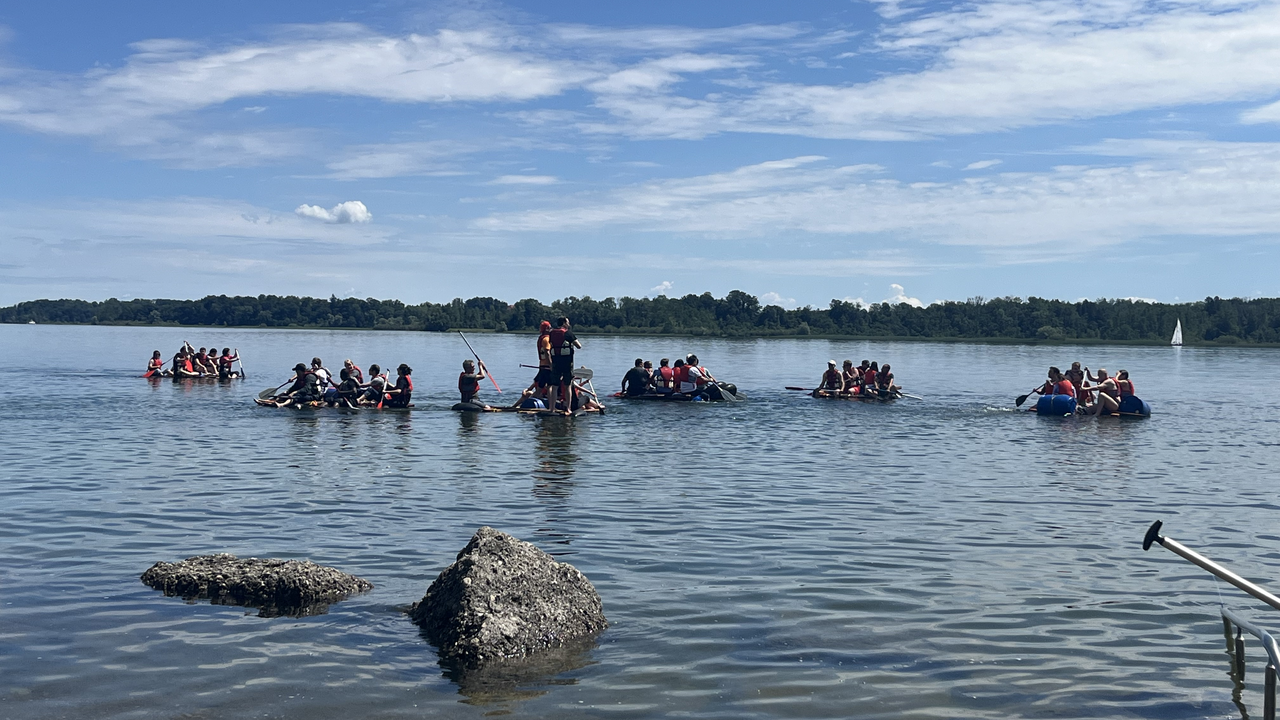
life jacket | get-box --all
[219,354,233,369]
[1099,379,1120,399]
[878,371,893,388]
[863,368,877,385]
[673,365,690,387]
[459,372,479,394]
[349,364,362,382]
[149,358,163,370]
[689,365,709,386]
[1054,379,1075,398]
[823,369,842,389]
[657,366,674,388]
[537,333,552,367]
[184,357,194,373]
[549,328,573,358]
[1118,379,1135,396]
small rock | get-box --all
[410,527,607,667]
[141,554,373,618]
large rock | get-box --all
[410,527,607,666]
[141,554,373,617]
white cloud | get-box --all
[323,141,476,180]
[295,200,372,224]
[650,280,674,295]
[546,23,804,51]
[490,174,559,185]
[760,291,797,308]
[473,141,1280,260]
[964,159,1001,170]
[883,283,924,307]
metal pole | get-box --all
[1144,521,1280,613]
[1266,664,1276,720]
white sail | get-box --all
[1171,319,1183,346]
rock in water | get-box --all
[141,554,373,617]
[410,527,607,666]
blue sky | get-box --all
[3,0,1280,308]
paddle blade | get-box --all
[784,386,810,391]
[1015,393,1030,407]
[572,367,594,380]
[259,387,280,399]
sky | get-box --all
[3,0,1280,308]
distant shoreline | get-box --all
[7,320,1275,348]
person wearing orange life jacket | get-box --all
[359,364,388,405]
[172,347,200,378]
[383,364,414,408]
[1033,366,1076,401]
[546,317,581,414]
[1083,368,1121,416]
[679,354,710,393]
[1115,370,1135,397]
[342,359,363,384]
[670,358,688,392]
[653,358,675,392]
[217,348,240,379]
[876,363,901,397]
[145,350,166,377]
[861,362,879,397]
[814,360,845,396]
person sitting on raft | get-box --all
[172,348,201,378]
[814,360,845,396]
[192,347,214,375]
[1082,368,1120,416]
[359,364,388,405]
[217,348,240,379]
[383,364,413,408]
[652,358,675,392]
[840,360,858,390]
[1116,369,1135,399]
[1032,366,1076,401]
[343,359,363,384]
[330,368,362,408]
[860,361,880,397]
[272,363,322,408]
[682,354,727,400]
[876,364,901,397]
[622,358,650,397]
[310,358,334,390]
[642,360,654,387]
[459,359,489,408]
[146,351,168,377]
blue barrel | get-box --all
[1117,395,1151,417]
[1036,394,1077,415]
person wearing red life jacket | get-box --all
[343,359,363,384]
[815,360,845,396]
[1033,367,1072,399]
[876,364,901,397]
[654,358,675,392]
[359,364,388,405]
[458,359,488,406]
[1116,370,1135,397]
[546,317,581,414]
[172,347,200,378]
[671,358,689,392]
[861,362,879,397]
[218,348,239,379]
[383,364,413,408]
[145,350,167,377]
[1084,368,1120,415]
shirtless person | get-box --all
[1084,368,1120,416]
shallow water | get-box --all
[1,324,1278,719]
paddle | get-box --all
[235,348,246,379]
[785,386,811,391]
[1014,386,1042,407]
[259,378,293,399]
[700,371,740,402]
[458,331,501,393]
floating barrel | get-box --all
[1117,395,1152,417]
[1035,394,1078,415]
[520,398,546,410]
[451,401,488,412]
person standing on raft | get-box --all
[622,359,649,397]
[814,360,845,396]
[459,360,489,408]
[546,317,581,415]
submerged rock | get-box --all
[410,527,607,667]
[140,554,373,618]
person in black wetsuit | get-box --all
[621,358,649,396]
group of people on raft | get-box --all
[259,358,414,409]
[618,353,734,400]
[813,359,902,399]
[147,343,241,379]
[1031,361,1136,415]
[465,316,605,414]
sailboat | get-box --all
[1171,319,1183,346]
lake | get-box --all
[1,324,1276,719]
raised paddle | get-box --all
[235,348,246,379]
[458,331,501,393]
[1014,386,1041,407]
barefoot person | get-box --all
[359,364,388,405]
[1084,368,1120,416]
[383,364,414,408]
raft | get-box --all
[811,390,897,402]
[612,383,742,402]
[254,398,413,410]
[1030,394,1151,418]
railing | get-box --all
[1144,520,1280,720]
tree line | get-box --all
[1,292,1276,344]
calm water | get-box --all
[2,325,1278,719]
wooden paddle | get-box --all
[459,331,501,393]
[235,348,246,378]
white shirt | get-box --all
[680,366,704,393]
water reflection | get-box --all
[436,634,599,709]
[531,419,580,549]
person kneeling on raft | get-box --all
[622,358,650,397]
[458,359,490,409]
